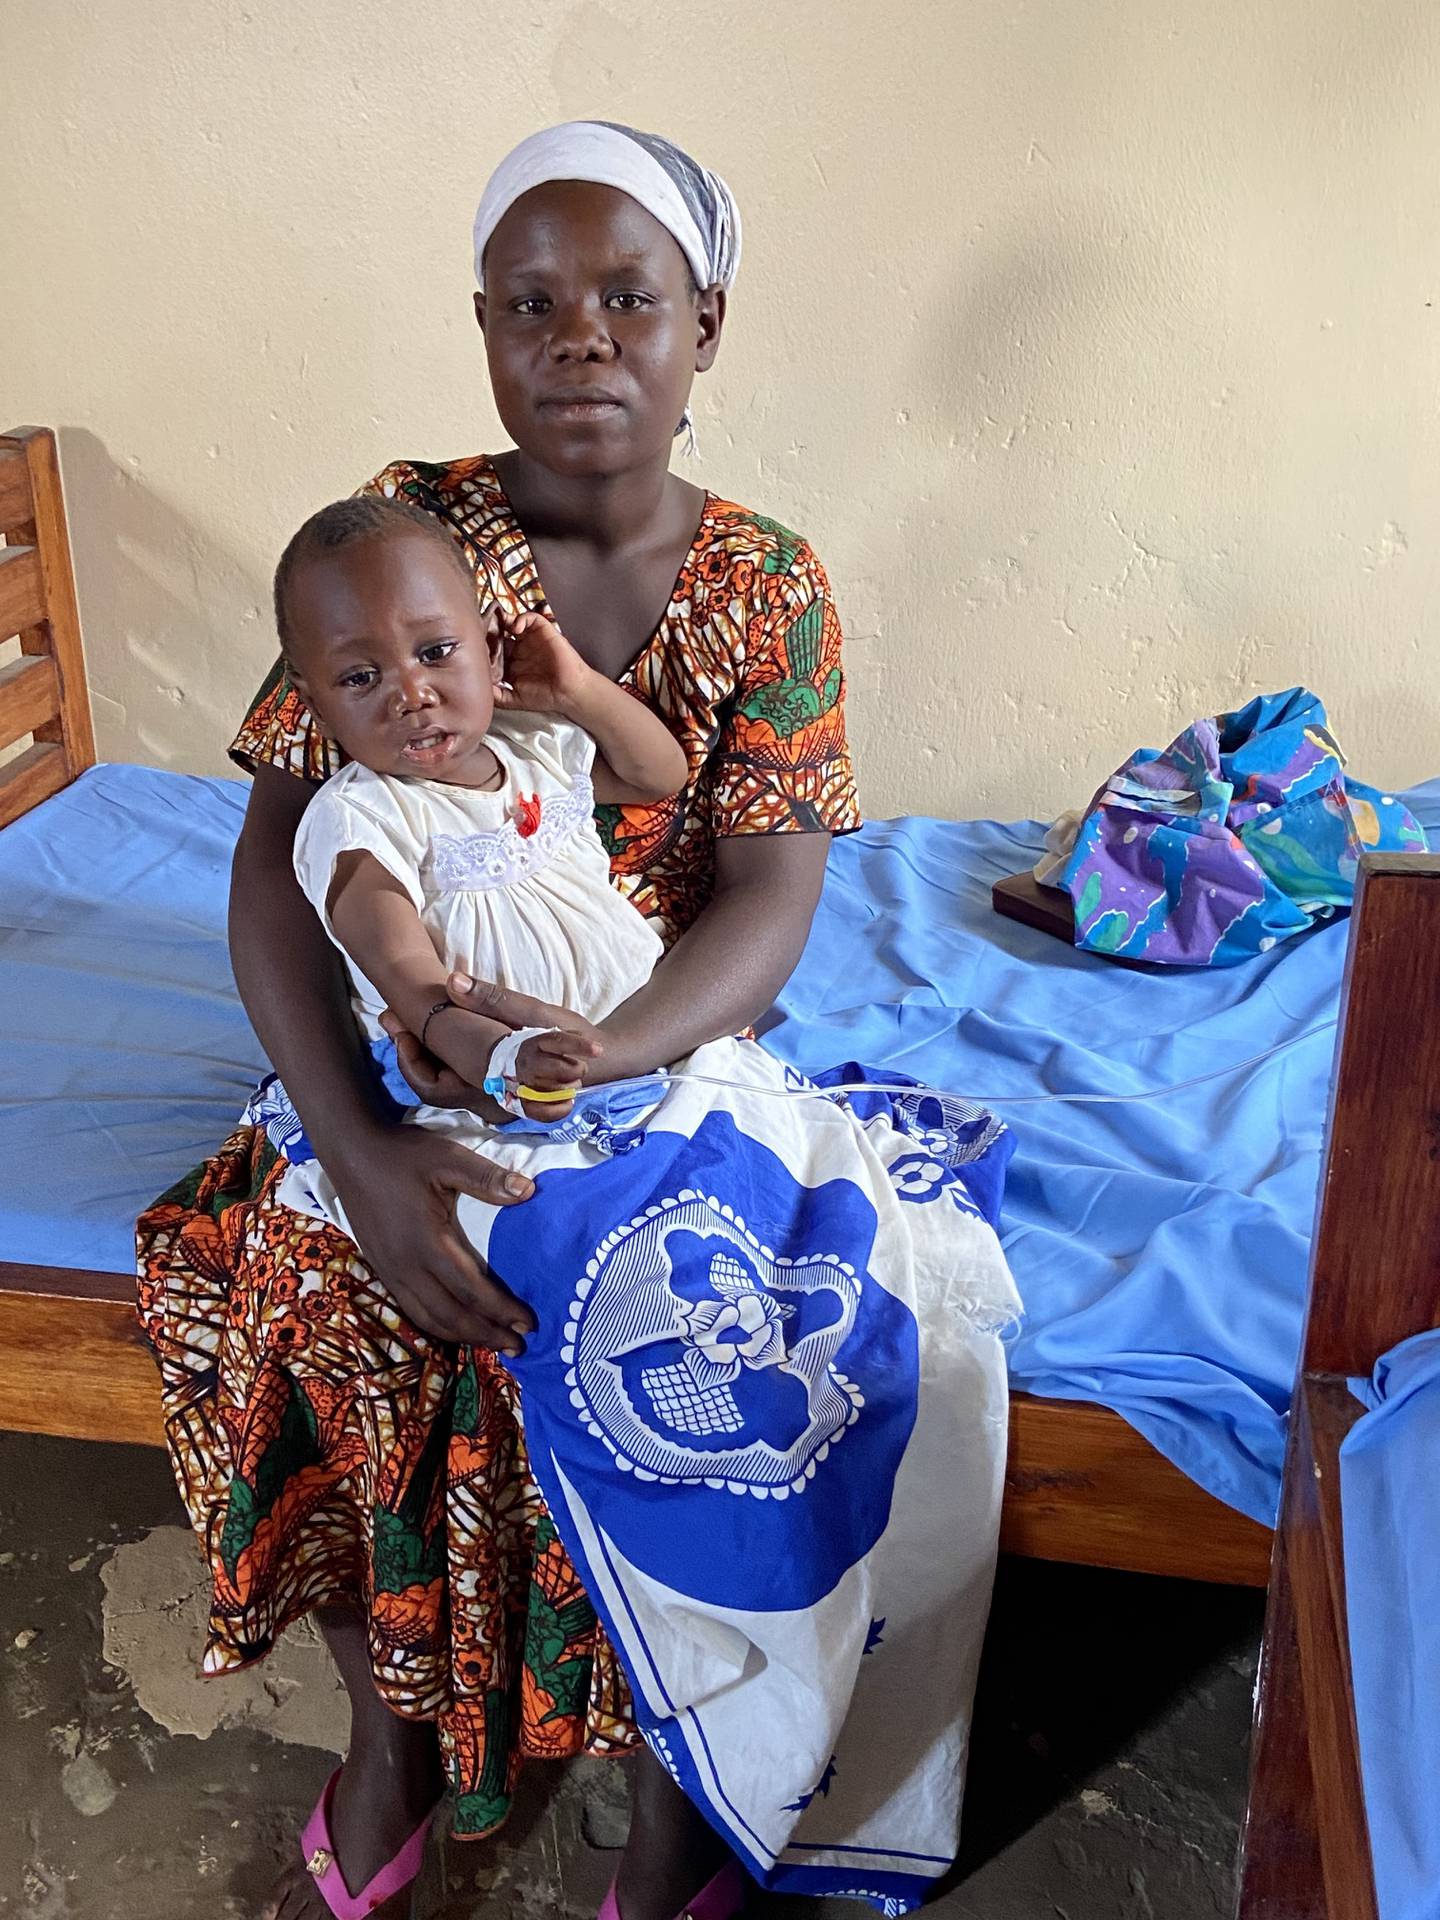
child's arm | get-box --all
[564,670,688,805]
[327,851,601,1117]
[498,612,687,805]
[234,770,539,1355]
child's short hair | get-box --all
[274,494,474,656]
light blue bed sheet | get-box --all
[1342,1334,1440,1920]
[766,778,1440,1525]
[0,764,266,1272]
[5,762,1437,1528]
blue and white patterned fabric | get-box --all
[278,1036,1019,1912]
[242,1073,316,1165]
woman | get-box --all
[139,123,859,1920]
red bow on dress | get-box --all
[512,793,542,839]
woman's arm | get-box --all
[588,833,831,1080]
[229,766,539,1350]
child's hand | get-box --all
[515,1024,604,1121]
[495,611,595,719]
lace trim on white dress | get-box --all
[428,774,596,894]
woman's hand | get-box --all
[380,975,600,1110]
[494,610,596,718]
[331,1123,537,1354]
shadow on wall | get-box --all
[57,427,266,771]
[1331,679,1440,796]
[886,212,1244,812]
[843,218,1123,817]
[893,210,1440,814]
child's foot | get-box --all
[263,1729,445,1920]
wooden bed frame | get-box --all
[2,424,1430,1915]
[0,428,95,825]
[994,809,1440,1917]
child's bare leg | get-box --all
[614,1746,731,1920]
[264,1605,444,1920]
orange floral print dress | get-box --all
[135,454,860,1838]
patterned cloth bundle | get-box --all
[1044,688,1427,966]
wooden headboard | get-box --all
[0,426,96,828]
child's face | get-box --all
[285,531,502,784]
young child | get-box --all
[279,494,685,1131]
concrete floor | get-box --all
[0,1431,1263,1919]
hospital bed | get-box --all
[2,425,1427,1916]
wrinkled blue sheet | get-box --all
[0,764,266,1271]
[6,761,1438,1527]
[1342,1334,1440,1920]
[767,779,1440,1524]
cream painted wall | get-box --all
[4,0,1438,819]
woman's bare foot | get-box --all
[263,1607,446,1920]
[612,1747,732,1920]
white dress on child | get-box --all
[266,706,1022,1916]
[290,710,663,1053]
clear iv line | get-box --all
[604,1019,1340,1110]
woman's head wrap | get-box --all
[473,121,741,293]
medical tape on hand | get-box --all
[483,1027,578,1117]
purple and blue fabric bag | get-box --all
[1057,688,1426,967]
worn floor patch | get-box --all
[100,1525,347,1754]
[2,1430,1265,1918]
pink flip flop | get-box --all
[299,1768,438,1918]
[598,1859,747,1920]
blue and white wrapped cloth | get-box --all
[268,1036,1020,1914]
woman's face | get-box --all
[476,181,725,479]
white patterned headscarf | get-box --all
[472,121,742,293]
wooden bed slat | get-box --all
[0,429,96,788]
[1291,1378,1376,1920]
[0,543,44,639]
[0,653,61,748]
[12,429,96,772]
[0,739,70,826]
[0,447,32,535]
[0,1269,163,1449]
[1241,1379,1378,1920]
[1236,1529,1325,1917]
[1239,853,1440,1917]
[1001,1394,1270,1584]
